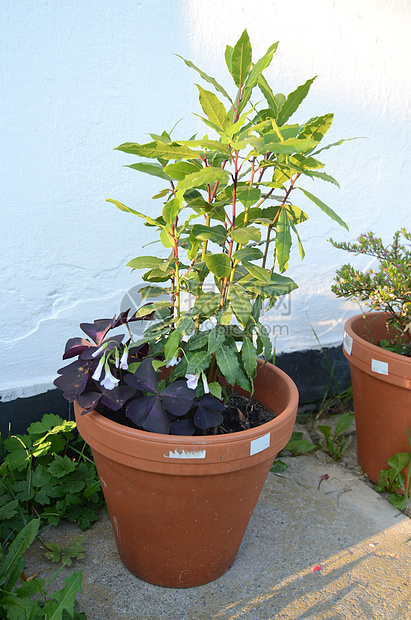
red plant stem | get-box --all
[262,173,300,269]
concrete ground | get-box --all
[25,429,411,620]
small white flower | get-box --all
[202,372,210,394]
[166,355,181,368]
[185,373,199,390]
[100,363,120,390]
[92,344,106,358]
[115,348,120,368]
[92,356,105,382]
[119,348,129,370]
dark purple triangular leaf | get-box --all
[198,394,225,411]
[63,392,78,403]
[126,394,159,426]
[53,362,90,396]
[129,358,159,393]
[100,385,136,411]
[124,373,141,390]
[194,406,223,430]
[63,338,94,360]
[160,380,195,416]
[111,310,130,328]
[143,398,170,434]
[80,318,113,345]
[170,419,196,436]
[57,359,89,375]
[77,391,102,411]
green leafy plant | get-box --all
[316,411,355,461]
[0,519,86,620]
[43,537,86,567]
[375,426,411,515]
[282,431,316,456]
[0,414,105,547]
[55,29,350,435]
[331,230,411,355]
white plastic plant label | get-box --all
[343,331,353,355]
[164,449,206,459]
[371,359,389,375]
[250,432,270,456]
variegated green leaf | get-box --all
[126,256,166,270]
[217,305,233,325]
[312,137,360,156]
[229,285,253,327]
[135,300,170,317]
[197,85,230,132]
[204,253,231,278]
[192,291,221,316]
[176,54,233,103]
[163,161,200,180]
[225,45,233,73]
[178,167,230,191]
[231,227,261,244]
[236,186,261,208]
[299,113,334,141]
[127,162,171,180]
[163,196,182,225]
[298,188,349,230]
[289,217,305,261]
[192,224,227,245]
[232,247,264,261]
[257,73,278,115]
[241,336,258,379]
[275,208,292,272]
[240,41,279,110]
[178,138,232,156]
[207,325,226,355]
[277,77,317,126]
[160,227,174,248]
[186,350,212,374]
[248,136,317,156]
[216,339,239,385]
[115,141,200,161]
[231,29,252,88]
[284,204,308,225]
[242,261,270,283]
[106,199,159,226]
[298,169,340,187]
[164,329,181,363]
[257,322,272,361]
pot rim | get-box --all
[75,360,298,447]
[74,360,299,472]
[343,311,411,385]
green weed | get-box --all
[375,425,411,515]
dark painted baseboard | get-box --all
[275,345,351,404]
[0,389,72,438]
[0,346,350,437]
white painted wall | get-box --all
[1,0,410,400]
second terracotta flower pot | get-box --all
[343,312,411,483]
[74,359,298,588]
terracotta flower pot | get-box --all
[343,312,411,483]
[74,359,298,588]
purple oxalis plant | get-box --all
[54,311,224,435]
